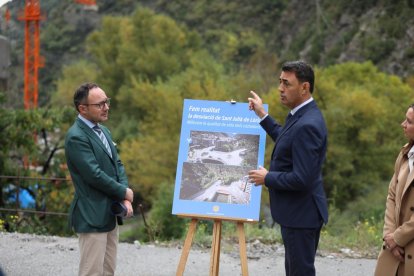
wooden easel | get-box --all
[176,215,250,276]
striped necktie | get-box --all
[93,125,112,158]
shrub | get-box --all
[147,182,189,240]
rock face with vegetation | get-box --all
[1,0,413,107]
[0,0,413,253]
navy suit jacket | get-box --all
[260,100,328,228]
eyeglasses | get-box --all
[82,98,111,109]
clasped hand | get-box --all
[124,188,134,217]
[384,233,405,262]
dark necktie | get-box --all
[285,113,293,124]
[93,125,112,158]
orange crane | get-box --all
[15,0,95,110]
[18,0,45,110]
[4,8,11,26]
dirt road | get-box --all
[0,232,377,276]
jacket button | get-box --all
[408,255,412,259]
[411,207,414,211]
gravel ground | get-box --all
[0,232,377,276]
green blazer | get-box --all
[65,118,129,233]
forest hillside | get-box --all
[0,0,414,252]
[0,0,413,107]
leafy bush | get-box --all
[147,182,188,240]
[319,183,388,255]
[0,214,49,235]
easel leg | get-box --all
[237,222,249,276]
[176,219,198,276]
[209,220,222,276]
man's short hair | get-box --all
[73,83,99,112]
[282,61,315,93]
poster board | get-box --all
[172,99,268,221]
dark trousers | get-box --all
[280,224,322,276]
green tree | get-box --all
[86,8,201,96]
[52,61,98,107]
[315,62,412,209]
[0,92,74,235]
[0,93,73,175]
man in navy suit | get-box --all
[248,61,328,276]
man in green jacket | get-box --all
[65,83,134,276]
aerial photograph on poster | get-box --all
[187,131,259,167]
[179,131,259,204]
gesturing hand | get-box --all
[248,166,268,186]
[248,91,267,119]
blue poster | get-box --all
[172,99,268,221]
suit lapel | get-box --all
[100,127,117,160]
[278,114,298,139]
[393,161,410,226]
[276,101,317,143]
[270,101,318,160]
[270,116,296,160]
[76,119,114,160]
[404,165,414,196]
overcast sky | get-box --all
[0,0,12,9]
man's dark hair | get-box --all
[282,61,315,93]
[73,83,99,112]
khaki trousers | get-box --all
[78,225,119,276]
